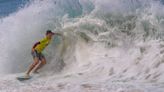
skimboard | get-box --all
[17,76,32,81]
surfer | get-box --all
[25,30,62,77]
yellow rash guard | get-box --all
[35,37,51,53]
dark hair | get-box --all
[46,30,53,35]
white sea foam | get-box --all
[0,0,164,91]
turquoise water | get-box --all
[0,0,29,17]
[0,0,83,18]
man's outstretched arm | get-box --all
[55,33,62,36]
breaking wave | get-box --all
[0,0,164,83]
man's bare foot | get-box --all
[24,74,30,78]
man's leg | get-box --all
[26,57,39,76]
[33,57,46,73]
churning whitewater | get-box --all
[0,0,164,92]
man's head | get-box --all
[46,30,54,39]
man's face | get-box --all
[47,33,54,39]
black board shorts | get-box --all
[31,50,45,60]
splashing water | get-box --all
[0,0,164,92]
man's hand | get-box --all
[32,42,40,52]
[55,33,64,40]
[32,48,35,52]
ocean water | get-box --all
[0,0,29,17]
[0,0,164,92]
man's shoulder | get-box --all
[40,37,48,42]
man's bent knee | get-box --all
[41,61,46,65]
[41,58,46,65]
